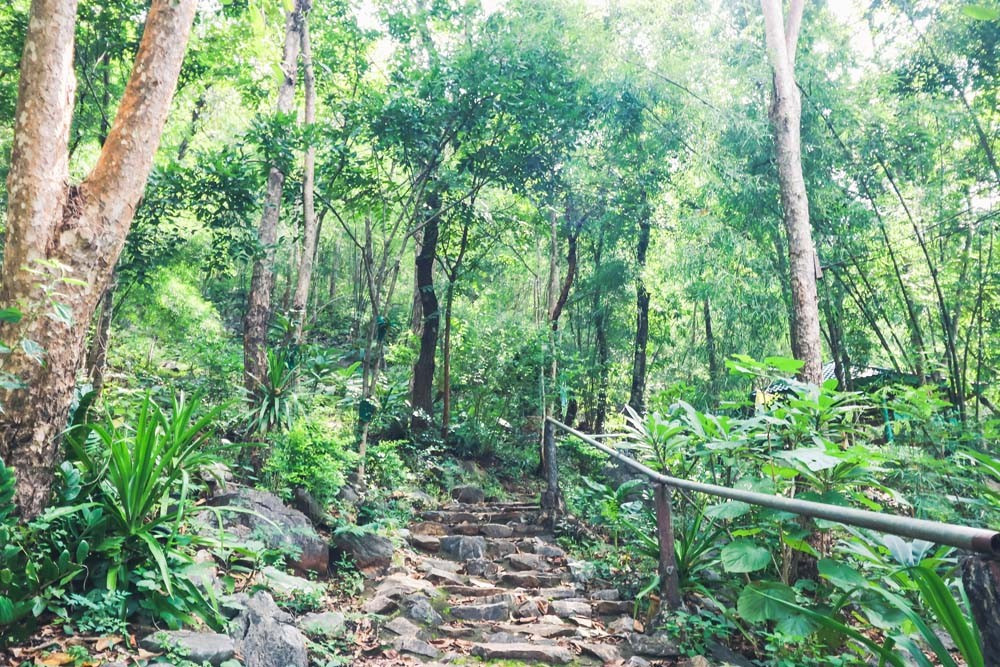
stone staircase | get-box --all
[351,494,683,666]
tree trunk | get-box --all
[85,273,117,397]
[629,211,651,414]
[291,14,317,343]
[411,189,441,429]
[761,0,823,384]
[441,219,470,435]
[704,297,719,384]
[243,0,305,395]
[0,0,197,519]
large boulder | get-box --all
[203,487,328,575]
[333,530,394,569]
[450,484,485,504]
[140,630,235,665]
[231,591,307,667]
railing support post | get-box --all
[541,419,563,520]
[654,482,682,610]
[963,556,1000,664]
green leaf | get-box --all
[0,308,22,323]
[0,596,13,624]
[764,356,805,374]
[818,558,868,591]
[774,447,842,472]
[76,540,90,563]
[776,612,818,638]
[738,581,796,622]
[962,5,1000,20]
[721,540,771,573]
[704,501,751,520]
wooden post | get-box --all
[541,419,563,517]
[654,483,682,610]
[963,556,1000,665]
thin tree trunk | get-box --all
[292,15,317,343]
[441,219,470,435]
[705,297,719,384]
[0,0,197,519]
[628,209,651,414]
[761,0,823,384]
[411,190,441,429]
[243,0,304,396]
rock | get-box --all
[485,631,523,643]
[480,523,514,538]
[411,521,449,536]
[229,591,292,637]
[536,544,567,558]
[486,539,517,557]
[385,616,423,637]
[686,657,713,667]
[505,552,546,571]
[394,636,440,659]
[260,566,325,599]
[333,530,394,569]
[219,592,250,619]
[205,487,328,574]
[440,535,486,561]
[450,601,510,621]
[500,571,562,588]
[495,622,576,638]
[338,483,361,506]
[628,633,680,658]
[241,617,308,667]
[401,488,436,507]
[140,630,235,665]
[607,615,638,635]
[450,485,485,504]
[362,595,397,614]
[575,641,623,664]
[402,593,444,626]
[424,567,465,585]
[591,588,620,601]
[418,557,462,573]
[550,599,591,618]
[625,658,652,667]
[410,534,440,552]
[594,599,631,615]
[375,574,437,599]
[539,587,579,600]
[297,611,345,638]
[568,559,597,583]
[471,642,573,664]
[465,558,499,577]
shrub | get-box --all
[263,414,357,507]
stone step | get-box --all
[493,621,579,638]
[450,600,511,621]
[420,510,542,525]
[471,642,574,664]
[499,571,565,588]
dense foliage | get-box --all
[0,0,998,665]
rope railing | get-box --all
[541,416,1000,610]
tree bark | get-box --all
[243,0,305,395]
[85,273,117,397]
[441,218,470,435]
[291,13,317,344]
[761,0,823,384]
[628,210,651,414]
[704,297,719,384]
[411,189,441,429]
[0,0,197,519]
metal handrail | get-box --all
[544,417,1000,555]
